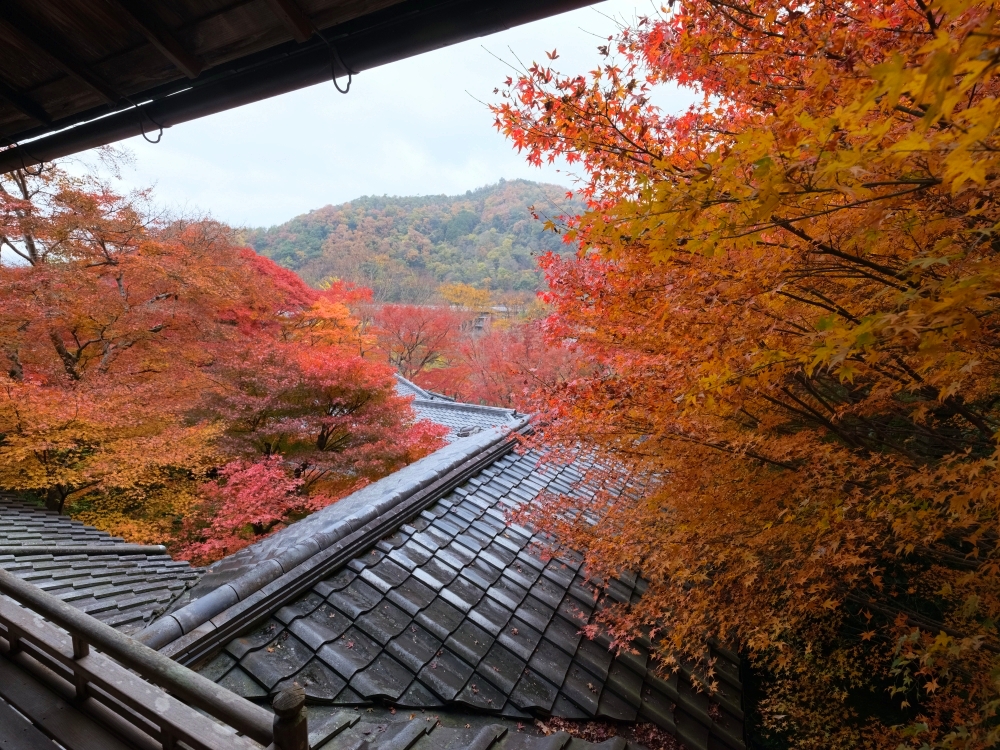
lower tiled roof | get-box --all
[0,496,201,634]
[395,375,521,442]
[305,706,649,749]
[412,401,523,442]
[195,451,745,750]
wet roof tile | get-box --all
[241,632,313,689]
[415,597,465,641]
[387,624,441,673]
[349,652,413,700]
[288,605,352,650]
[417,648,474,702]
[387,576,437,616]
[510,669,559,713]
[356,600,411,645]
[328,578,382,619]
[477,642,526,695]
[317,627,381,680]
[445,619,494,666]
[528,639,573,688]
[278,658,345,703]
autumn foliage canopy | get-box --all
[0,165,445,563]
[493,0,1000,746]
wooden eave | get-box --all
[0,0,595,174]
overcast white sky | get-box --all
[70,0,694,229]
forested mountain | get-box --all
[242,179,582,302]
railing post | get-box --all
[7,624,21,655]
[71,634,90,700]
[272,687,307,750]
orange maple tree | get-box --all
[494,0,1000,747]
[0,164,445,556]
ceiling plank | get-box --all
[0,78,51,125]
[262,0,315,43]
[0,14,118,104]
[104,0,202,79]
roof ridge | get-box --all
[393,374,434,400]
[136,420,529,655]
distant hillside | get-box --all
[242,180,583,302]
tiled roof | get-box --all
[396,375,521,441]
[0,495,201,634]
[394,376,434,400]
[300,706,652,749]
[160,427,525,626]
[194,450,745,750]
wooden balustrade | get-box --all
[0,567,307,750]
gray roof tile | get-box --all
[357,600,411,645]
[218,666,267,699]
[226,619,283,659]
[394,375,521,443]
[478,642,525,694]
[497,618,543,662]
[387,624,441,673]
[418,649,474,701]
[469,596,513,637]
[328,579,382,619]
[445,620,494,666]
[288,604,352,650]
[241,633,313,689]
[278,658,345,703]
[597,687,638,722]
[317,628,381,679]
[456,674,506,711]
[510,669,559,713]
[415,598,464,641]
[387,576,437,616]
[276,592,325,624]
[349,652,413,700]
[529,639,573,687]
[396,680,443,708]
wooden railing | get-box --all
[0,568,308,750]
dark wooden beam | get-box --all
[0,14,118,104]
[105,0,202,79]
[0,78,50,125]
[262,0,315,43]
[0,0,602,172]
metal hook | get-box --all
[127,99,164,144]
[11,141,44,176]
[317,33,353,94]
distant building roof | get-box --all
[0,495,201,634]
[396,375,522,442]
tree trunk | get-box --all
[45,485,66,514]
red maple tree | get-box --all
[368,303,467,379]
[0,164,446,558]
